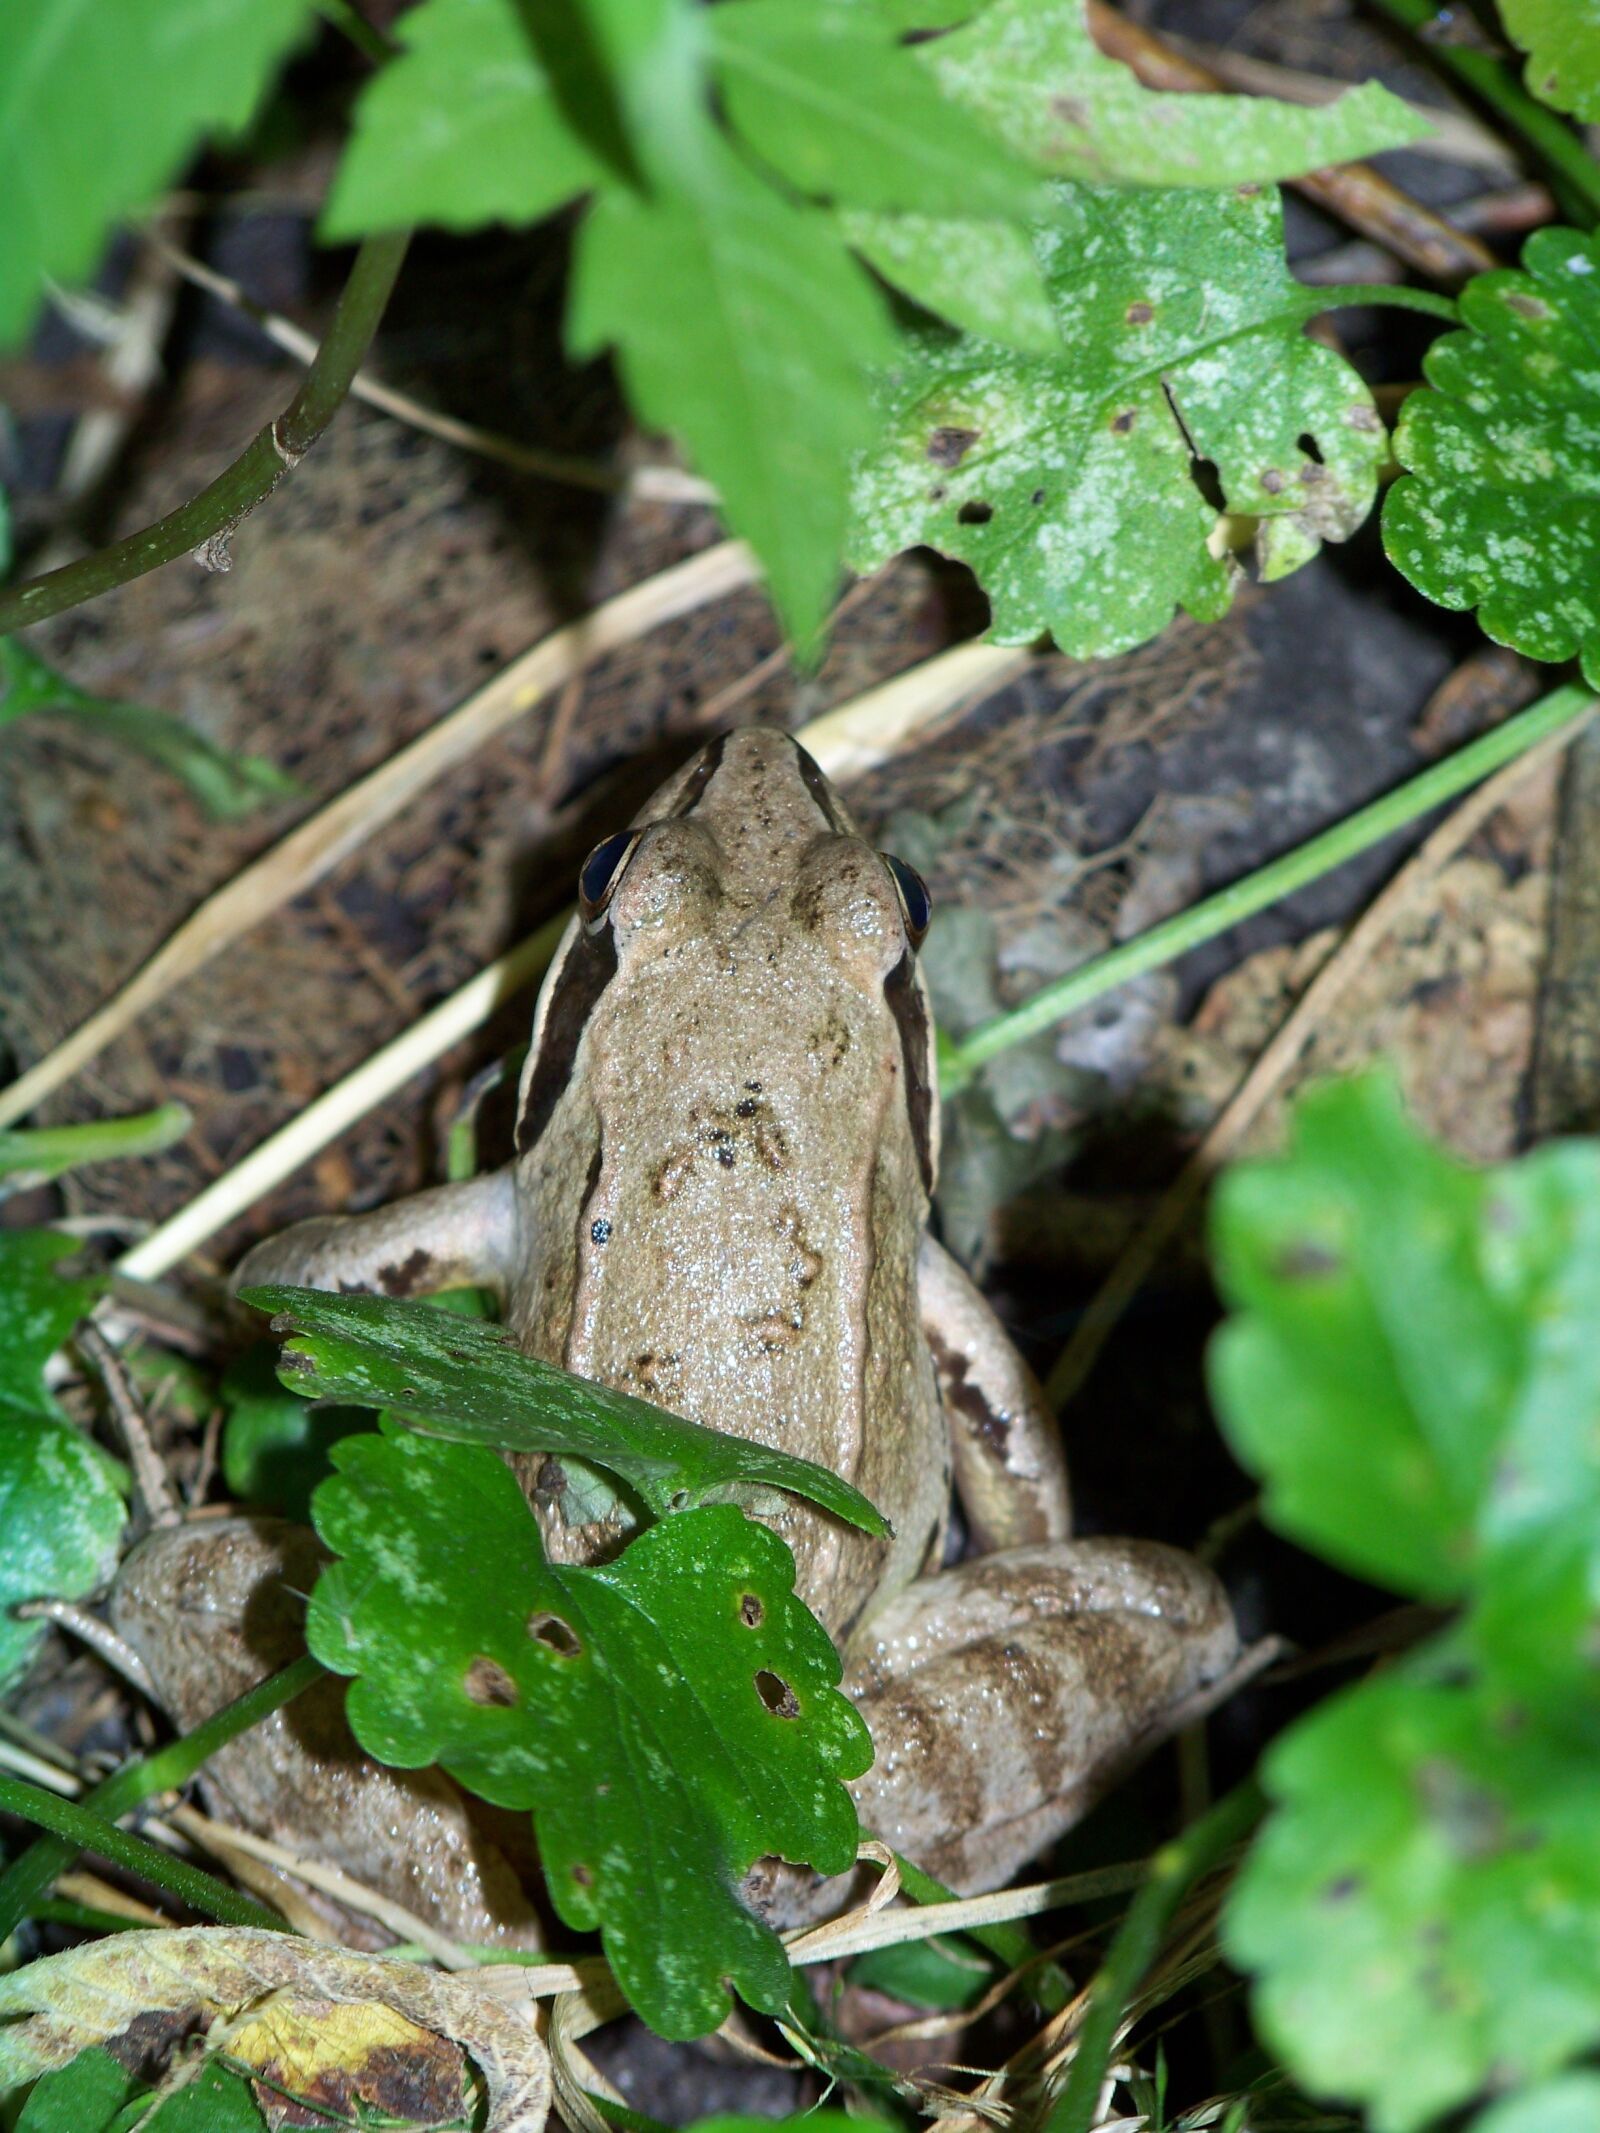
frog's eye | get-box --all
[883,854,932,949]
[579,830,641,931]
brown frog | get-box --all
[116,728,1237,1935]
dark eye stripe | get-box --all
[516,924,619,1155]
[791,739,846,831]
[884,951,935,1195]
[669,731,730,817]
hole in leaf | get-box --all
[756,1669,800,1719]
[528,1611,583,1658]
[957,500,993,526]
[464,1656,518,1708]
[1186,455,1226,513]
[1297,431,1325,464]
[740,1593,765,1629]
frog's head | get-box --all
[515,728,937,1193]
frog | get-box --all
[114,727,1237,1935]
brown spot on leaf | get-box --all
[756,1669,801,1718]
[528,1611,582,1658]
[740,1593,764,1627]
[1261,468,1286,494]
[926,425,980,467]
[1506,292,1552,320]
[1110,408,1136,434]
[464,1656,518,1707]
[1125,300,1153,325]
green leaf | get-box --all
[1224,1639,1600,2133]
[851,181,1385,656]
[1500,1,1600,124]
[568,142,894,648]
[246,1283,888,1534]
[0,1104,191,1189]
[1473,2073,1600,2133]
[709,0,1039,219]
[0,642,299,820]
[322,0,604,239]
[842,209,1058,355]
[0,0,313,349]
[1384,226,1600,686]
[923,0,1430,186]
[0,1233,126,1690]
[220,1344,371,1523]
[308,1432,873,2038]
[1208,1072,1600,1607]
[15,2048,138,2133]
[849,1934,996,2010]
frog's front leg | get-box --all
[919,1236,1071,1549]
[843,1538,1238,1895]
[234,1167,519,1301]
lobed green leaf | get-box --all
[1499,1,1600,124]
[246,1282,888,1533]
[308,1432,873,2037]
[923,0,1430,188]
[851,181,1385,656]
[1384,226,1600,686]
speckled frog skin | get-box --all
[119,729,1237,1937]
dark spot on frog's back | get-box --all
[376,1247,436,1297]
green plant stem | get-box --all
[1038,1779,1266,2133]
[940,680,1596,1092]
[1365,0,1600,225]
[0,1652,321,1942]
[893,1851,1074,2015]
[1306,283,1459,323]
[0,1775,283,1933]
[0,232,410,640]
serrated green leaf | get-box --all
[0,0,313,349]
[322,0,604,238]
[851,181,1384,656]
[245,1283,888,1534]
[0,643,299,820]
[1500,1,1600,123]
[308,1432,872,2038]
[0,1234,126,1689]
[842,209,1058,355]
[1225,1639,1600,2133]
[710,0,1039,219]
[0,1104,190,1190]
[569,143,894,647]
[1208,1073,1600,1608]
[1384,226,1600,686]
[923,0,1428,186]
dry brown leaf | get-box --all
[0,1927,549,2133]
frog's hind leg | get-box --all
[841,1537,1239,1896]
[919,1236,1071,1549]
[233,1167,519,1303]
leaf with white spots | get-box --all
[1499,1,1600,124]
[0,1232,125,1691]
[921,0,1431,187]
[246,1283,887,1534]
[850,180,1386,656]
[1383,226,1600,685]
[308,1431,872,2038]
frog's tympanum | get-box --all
[113,729,1238,1943]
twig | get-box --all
[76,1320,182,1527]
[0,539,758,1131]
[142,228,713,506]
[111,637,1027,1279]
[0,233,411,636]
[1043,698,1591,1408]
[943,681,1597,1090]
[1367,0,1600,225]
[1085,2,1497,282]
